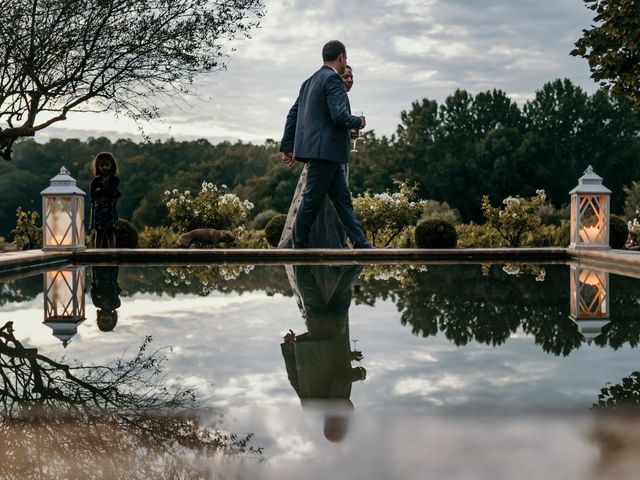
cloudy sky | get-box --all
[43,0,597,144]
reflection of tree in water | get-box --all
[0,275,42,306]
[115,265,294,298]
[590,370,640,479]
[356,264,588,356]
[594,370,640,409]
[0,321,262,479]
[594,275,640,350]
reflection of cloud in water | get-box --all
[394,374,468,397]
[213,373,289,408]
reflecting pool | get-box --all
[2,262,640,479]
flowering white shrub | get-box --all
[165,265,254,295]
[628,210,640,235]
[501,264,546,282]
[353,181,428,247]
[164,182,254,233]
[481,190,546,247]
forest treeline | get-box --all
[1,78,639,238]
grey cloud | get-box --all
[35,0,598,144]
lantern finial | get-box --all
[59,166,70,175]
[584,165,594,175]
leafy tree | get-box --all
[11,207,42,250]
[0,321,262,478]
[0,0,264,160]
[353,181,427,247]
[572,0,640,106]
[623,180,640,220]
[481,190,546,247]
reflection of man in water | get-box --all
[281,264,366,442]
[90,266,122,332]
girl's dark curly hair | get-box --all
[92,152,119,176]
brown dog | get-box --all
[176,228,236,248]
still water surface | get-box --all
[1,263,640,479]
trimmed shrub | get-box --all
[610,214,628,249]
[138,226,179,248]
[251,209,279,230]
[415,219,457,248]
[421,200,461,225]
[265,214,287,247]
[530,221,570,247]
[237,229,269,248]
[116,219,139,248]
[456,223,503,248]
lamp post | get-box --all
[41,166,86,251]
[43,267,86,347]
[569,265,610,341]
[569,165,611,249]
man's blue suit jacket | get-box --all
[280,65,362,165]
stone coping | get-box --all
[72,247,569,265]
[0,250,70,276]
[2,247,640,278]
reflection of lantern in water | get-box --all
[41,167,86,251]
[569,265,610,341]
[569,165,611,250]
[43,267,86,347]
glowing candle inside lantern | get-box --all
[580,225,601,243]
[579,270,601,286]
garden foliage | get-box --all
[164,182,254,233]
[11,208,42,250]
[353,181,427,247]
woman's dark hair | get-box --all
[345,64,352,71]
[92,151,119,176]
[322,40,346,61]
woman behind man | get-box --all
[278,66,356,248]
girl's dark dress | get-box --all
[89,176,120,232]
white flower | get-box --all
[512,213,517,218]
[503,265,521,275]
[172,189,178,194]
[221,184,227,189]
[184,190,190,195]
[164,190,170,195]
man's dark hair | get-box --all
[322,40,346,62]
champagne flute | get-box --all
[351,110,364,152]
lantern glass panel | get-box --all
[45,270,75,319]
[44,196,73,246]
[578,194,608,244]
[75,196,85,245]
[577,269,608,318]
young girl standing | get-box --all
[89,152,121,248]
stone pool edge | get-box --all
[3,248,640,277]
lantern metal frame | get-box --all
[569,165,611,250]
[569,265,610,341]
[41,166,86,251]
[43,266,86,347]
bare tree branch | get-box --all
[0,0,264,160]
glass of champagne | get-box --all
[351,111,364,152]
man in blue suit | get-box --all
[280,40,371,249]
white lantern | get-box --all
[569,165,611,249]
[569,265,610,341]
[41,166,86,251]
[43,267,86,348]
